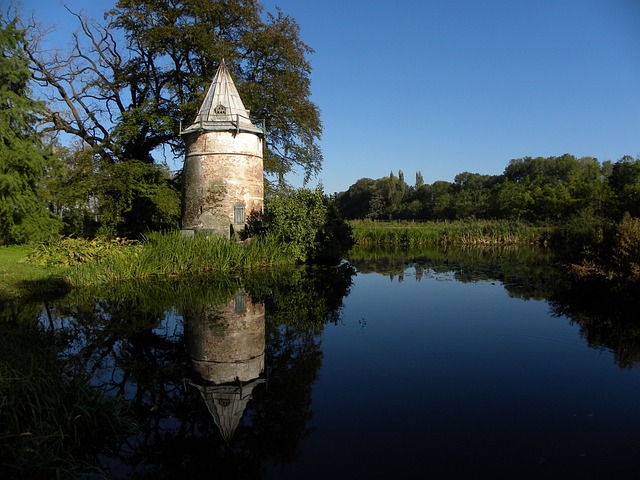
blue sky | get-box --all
[20,0,640,194]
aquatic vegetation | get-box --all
[349,219,546,247]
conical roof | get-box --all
[182,60,263,135]
[186,378,266,444]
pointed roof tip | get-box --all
[182,59,263,135]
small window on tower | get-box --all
[214,104,226,115]
[233,203,245,225]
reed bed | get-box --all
[63,231,294,287]
[350,219,546,247]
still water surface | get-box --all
[19,250,640,477]
[278,267,639,479]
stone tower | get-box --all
[181,60,264,237]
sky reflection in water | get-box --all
[18,255,640,479]
[287,264,640,479]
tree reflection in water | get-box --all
[4,248,640,477]
[26,264,355,478]
[550,289,640,369]
[350,245,640,369]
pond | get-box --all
[3,247,640,478]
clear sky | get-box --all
[18,0,640,194]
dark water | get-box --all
[3,247,640,478]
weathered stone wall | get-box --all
[185,293,265,384]
[181,130,264,237]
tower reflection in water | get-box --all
[184,289,265,443]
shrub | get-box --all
[611,213,640,281]
[264,188,354,264]
[559,212,640,298]
[27,235,141,266]
[548,208,616,263]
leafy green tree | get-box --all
[97,160,180,238]
[38,143,101,237]
[383,173,406,217]
[336,178,376,219]
[499,154,609,221]
[567,156,610,216]
[367,188,386,220]
[26,0,321,185]
[364,173,408,219]
[452,172,498,218]
[608,155,640,218]
[495,180,535,220]
[337,173,409,220]
[397,170,407,198]
[0,14,61,244]
[430,180,454,219]
[39,143,180,238]
[337,154,624,223]
[407,183,432,218]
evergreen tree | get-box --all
[397,169,406,198]
[0,14,60,244]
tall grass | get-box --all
[350,219,547,247]
[63,231,293,287]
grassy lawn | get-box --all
[0,245,66,299]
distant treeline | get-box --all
[336,154,640,223]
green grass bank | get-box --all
[0,245,66,298]
[40,232,295,288]
[1,220,547,296]
[1,232,296,295]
